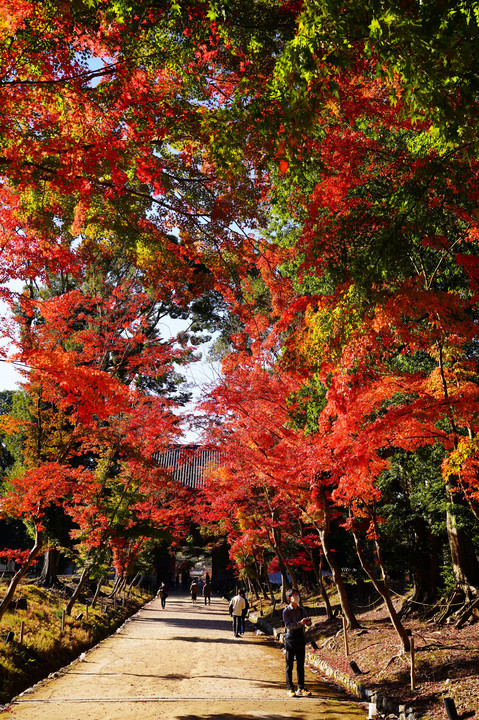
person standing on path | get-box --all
[229,588,246,637]
[203,580,212,605]
[190,579,198,605]
[282,588,312,697]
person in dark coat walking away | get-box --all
[158,582,168,609]
[203,580,212,605]
[282,588,312,697]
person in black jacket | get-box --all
[282,588,312,697]
[158,582,168,609]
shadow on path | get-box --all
[176,711,363,720]
[169,635,257,645]
[131,615,233,632]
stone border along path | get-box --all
[1,592,367,720]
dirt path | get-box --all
[1,592,366,720]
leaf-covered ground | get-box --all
[307,602,479,719]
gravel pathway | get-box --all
[1,592,366,720]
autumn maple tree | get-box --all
[1,0,479,643]
[0,236,205,616]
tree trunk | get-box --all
[303,540,333,619]
[127,571,141,593]
[260,553,276,609]
[283,558,299,591]
[411,516,442,605]
[92,575,105,608]
[0,527,43,622]
[300,523,333,620]
[279,564,290,603]
[39,548,59,587]
[109,573,124,598]
[319,526,359,628]
[352,526,410,653]
[271,526,293,602]
[446,504,479,595]
[316,485,360,629]
[438,350,479,596]
[247,564,260,600]
[254,559,269,599]
[317,554,334,620]
[66,564,90,615]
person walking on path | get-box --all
[203,580,212,605]
[282,588,312,697]
[158,582,168,609]
[229,588,246,637]
[190,579,198,605]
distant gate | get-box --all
[154,444,222,489]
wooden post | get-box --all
[20,620,24,644]
[61,610,65,634]
[444,697,458,720]
[410,636,415,691]
[342,616,349,657]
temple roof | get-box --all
[154,444,222,488]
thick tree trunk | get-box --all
[39,548,59,587]
[411,517,442,605]
[283,558,299,591]
[0,527,43,622]
[279,564,290,603]
[446,505,479,595]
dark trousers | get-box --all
[232,615,242,635]
[285,643,305,690]
[160,597,166,609]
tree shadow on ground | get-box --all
[131,615,233,631]
[169,635,258,645]
[142,606,228,617]
[176,709,365,720]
